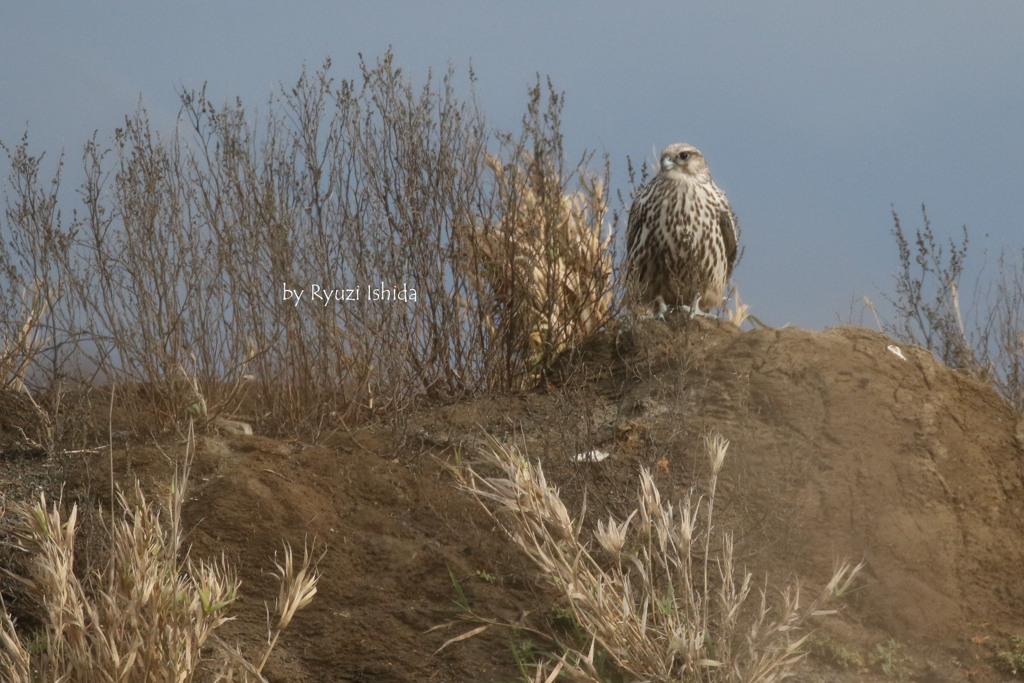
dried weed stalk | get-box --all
[886,205,1024,412]
[461,434,861,682]
[0,279,50,394]
[886,206,976,370]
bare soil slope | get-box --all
[4,319,1024,681]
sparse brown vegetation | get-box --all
[0,51,616,440]
[0,425,319,681]
[885,204,1024,412]
[459,432,861,682]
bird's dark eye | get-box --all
[678,152,689,160]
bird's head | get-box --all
[659,143,709,180]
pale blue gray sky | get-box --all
[3,2,1023,328]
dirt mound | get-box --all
[5,319,1024,681]
[596,321,1024,676]
[484,320,1024,679]
[698,325,1024,643]
[176,433,543,682]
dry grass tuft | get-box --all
[0,425,320,681]
[464,152,613,386]
[460,433,861,682]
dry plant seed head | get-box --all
[639,467,661,513]
[705,432,728,475]
[256,541,322,672]
[272,543,320,632]
[595,511,635,558]
[678,493,695,547]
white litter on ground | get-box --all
[572,450,612,463]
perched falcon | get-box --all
[626,143,738,317]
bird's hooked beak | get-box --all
[660,156,676,172]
